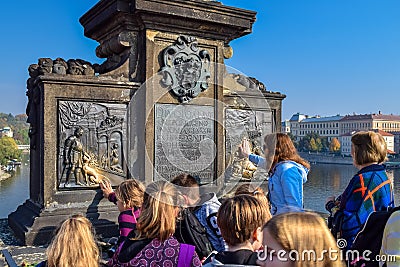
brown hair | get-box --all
[262,212,344,267]
[171,173,199,201]
[217,194,271,246]
[351,131,387,165]
[46,214,99,267]
[171,173,199,188]
[264,133,310,173]
[136,181,181,242]
[115,179,145,208]
[234,183,271,217]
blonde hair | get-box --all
[218,194,271,246]
[136,181,181,242]
[234,183,271,217]
[46,214,99,267]
[351,131,387,165]
[263,212,344,267]
[264,133,310,173]
[115,179,145,208]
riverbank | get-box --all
[299,152,353,165]
[0,169,11,181]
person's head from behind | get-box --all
[46,214,99,267]
[171,173,200,207]
[234,183,271,218]
[257,212,344,267]
[136,180,181,242]
[264,133,310,172]
[351,131,387,168]
[218,194,271,251]
[114,179,145,212]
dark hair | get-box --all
[171,173,199,188]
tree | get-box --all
[316,138,323,152]
[298,132,328,152]
[330,137,341,152]
[309,137,318,152]
[0,136,21,166]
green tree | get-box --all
[0,136,21,166]
[330,137,341,152]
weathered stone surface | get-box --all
[10,0,286,246]
[10,74,137,245]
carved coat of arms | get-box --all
[161,35,211,103]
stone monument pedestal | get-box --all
[9,0,285,245]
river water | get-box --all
[304,163,400,213]
[0,153,30,218]
[1,159,400,218]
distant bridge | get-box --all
[17,145,30,150]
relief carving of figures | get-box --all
[58,101,126,188]
[226,109,267,180]
[161,35,211,103]
[62,127,88,186]
[109,143,123,173]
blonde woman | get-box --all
[36,214,100,267]
[257,212,345,267]
[325,131,393,249]
[107,180,201,267]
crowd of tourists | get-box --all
[35,131,399,267]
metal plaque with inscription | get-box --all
[154,104,215,183]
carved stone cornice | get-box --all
[80,0,256,44]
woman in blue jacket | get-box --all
[240,133,310,215]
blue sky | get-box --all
[1,0,399,120]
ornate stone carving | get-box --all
[26,64,40,149]
[161,35,211,103]
[25,57,97,150]
[230,73,267,91]
[58,101,126,188]
[93,31,137,75]
[67,59,95,75]
[53,58,68,75]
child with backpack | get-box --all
[203,194,271,266]
[100,179,145,244]
[107,180,202,266]
[171,173,226,255]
